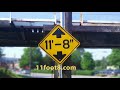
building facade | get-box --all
[0,57,20,69]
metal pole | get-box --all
[53,12,59,78]
[54,12,72,78]
[62,12,72,78]
[60,12,65,27]
[54,12,57,24]
[58,12,65,78]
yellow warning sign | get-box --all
[38,25,80,64]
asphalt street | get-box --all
[22,73,111,78]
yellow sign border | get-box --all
[38,25,80,64]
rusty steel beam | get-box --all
[0,39,39,47]
[43,25,120,32]
[62,12,72,78]
[73,32,120,48]
[1,25,120,47]
[72,26,120,32]
[42,25,120,48]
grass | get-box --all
[95,74,108,77]
[72,70,95,75]
[17,74,32,78]
[0,67,33,78]
[0,67,22,78]
[111,75,120,78]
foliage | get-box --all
[95,57,108,70]
[107,49,120,67]
[100,57,108,69]
[42,55,54,66]
[0,68,21,78]
[20,47,43,69]
[81,52,95,70]
[71,49,82,69]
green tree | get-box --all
[71,49,82,69]
[107,49,120,68]
[95,60,101,70]
[43,55,54,66]
[81,52,95,70]
[100,57,108,69]
[20,47,43,69]
[95,57,108,70]
[95,60,101,67]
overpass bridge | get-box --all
[1,12,120,78]
[1,16,120,48]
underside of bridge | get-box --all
[1,21,120,48]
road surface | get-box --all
[22,73,111,78]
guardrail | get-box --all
[1,18,120,24]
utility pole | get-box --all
[54,12,59,78]
[54,12,72,78]
[58,12,65,78]
[54,12,65,78]
[62,12,72,78]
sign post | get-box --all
[38,12,80,78]
[62,12,73,78]
[59,12,65,78]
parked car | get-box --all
[111,69,120,75]
[20,69,31,74]
[94,69,114,76]
[102,69,113,75]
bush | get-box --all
[0,68,21,78]
[72,70,95,75]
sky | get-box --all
[1,12,120,60]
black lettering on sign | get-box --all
[45,40,53,49]
[63,39,74,49]
[52,28,65,38]
[55,44,61,46]
[53,51,66,61]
